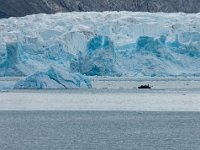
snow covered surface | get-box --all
[1,12,200,77]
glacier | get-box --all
[1,12,200,77]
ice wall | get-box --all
[1,12,200,77]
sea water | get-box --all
[0,111,199,150]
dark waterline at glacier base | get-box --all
[0,111,200,150]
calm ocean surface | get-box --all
[0,111,200,150]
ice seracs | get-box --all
[0,42,24,76]
[0,12,200,77]
[76,35,120,76]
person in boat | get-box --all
[138,84,151,89]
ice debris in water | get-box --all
[14,67,92,89]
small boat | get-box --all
[138,84,151,89]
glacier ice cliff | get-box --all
[1,12,200,77]
[14,68,92,89]
[75,35,120,76]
